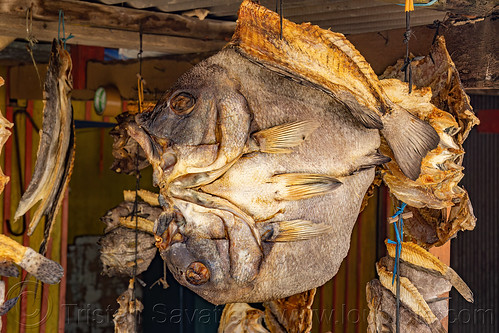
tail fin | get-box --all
[381,105,439,181]
[445,267,474,303]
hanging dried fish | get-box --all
[113,280,143,333]
[14,39,75,248]
[379,36,478,247]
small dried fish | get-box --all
[385,240,473,302]
[113,281,143,333]
[219,303,268,333]
[0,234,63,284]
[14,40,75,248]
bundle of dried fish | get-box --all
[14,39,75,249]
[110,113,150,175]
[379,36,478,247]
[100,192,161,277]
[367,240,473,333]
[123,0,441,304]
[113,280,143,333]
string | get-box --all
[396,0,438,6]
[25,5,42,89]
[57,10,74,50]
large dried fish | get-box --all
[0,77,13,194]
[14,40,75,248]
[123,0,444,304]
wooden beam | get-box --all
[1,0,235,41]
[0,14,227,54]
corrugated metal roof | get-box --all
[87,0,446,35]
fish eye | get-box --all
[169,92,196,115]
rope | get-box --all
[57,10,74,50]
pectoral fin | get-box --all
[271,173,342,201]
[251,120,320,153]
[263,220,332,242]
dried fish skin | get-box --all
[0,77,13,194]
[229,0,439,181]
[14,39,75,241]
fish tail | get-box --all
[381,104,439,181]
[444,267,474,303]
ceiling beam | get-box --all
[0,14,227,54]
[0,0,235,41]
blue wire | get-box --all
[396,0,438,7]
[387,202,406,284]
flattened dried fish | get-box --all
[14,40,75,247]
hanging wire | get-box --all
[402,0,414,94]
[131,26,144,329]
[25,5,42,89]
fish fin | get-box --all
[270,220,332,242]
[445,267,474,303]
[252,120,320,153]
[341,94,384,129]
[272,173,342,201]
[354,153,391,172]
[381,105,439,181]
